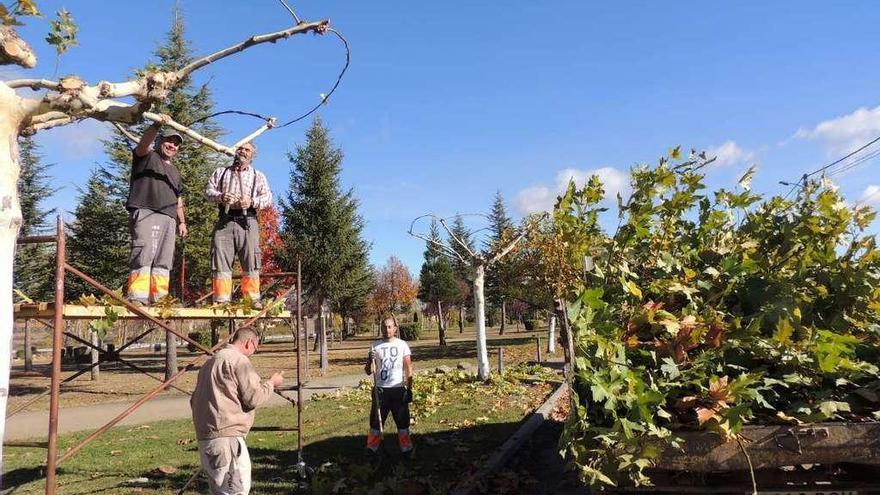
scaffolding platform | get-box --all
[13,303,292,320]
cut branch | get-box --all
[0,26,37,68]
[232,117,276,149]
[143,112,234,156]
[5,78,61,91]
[112,122,139,145]
[177,19,329,79]
[488,230,527,266]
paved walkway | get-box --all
[5,373,366,442]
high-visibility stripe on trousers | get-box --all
[211,216,261,304]
[240,271,260,302]
[213,272,233,304]
[398,428,413,453]
[366,429,381,452]
[128,208,176,304]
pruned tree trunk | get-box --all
[500,299,506,335]
[458,305,464,333]
[437,300,446,346]
[165,328,177,381]
[90,331,100,381]
[0,86,24,456]
[319,302,329,373]
[473,264,490,380]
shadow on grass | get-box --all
[244,421,523,494]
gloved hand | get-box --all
[404,387,413,404]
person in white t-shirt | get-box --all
[364,316,414,456]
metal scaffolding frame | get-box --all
[10,216,307,495]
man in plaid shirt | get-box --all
[206,142,273,307]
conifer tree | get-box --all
[485,191,516,333]
[449,215,474,332]
[280,117,371,369]
[13,136,55,300]
[66,163,130,298]
[418,220,460,345]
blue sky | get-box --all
[10,1,880,273]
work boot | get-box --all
[127,298,148,307]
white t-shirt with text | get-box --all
[369,337,411,388]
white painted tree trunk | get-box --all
[472,264,490,380]
[0,83,25,467]
[548,316,556,354]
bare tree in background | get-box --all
[409,214,531,380]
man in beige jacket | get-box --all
[191,328,283,494]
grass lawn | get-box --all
[3,363,559,494]
[8,325,553,414]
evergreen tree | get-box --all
[13,136,56,300]
[66,164,130,298]
[67,9,225,300]
[485,191,516,333]
[418,220,460,345]
[449,214,475,332]
[280,117,371,366]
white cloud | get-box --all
[35,119,112,160]
[860,185,880,205]
[707,140,754,167]
[515,166,629,215]
[796,105,880,155]
[514,185,556,215]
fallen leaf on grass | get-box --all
[153,465,177,476]
[176,438,194,446]
[110,450,122,456]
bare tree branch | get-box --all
[176,19,329,80]
[487,230,527,266]
[112,122,139,145]
[409,230,467,264]
[232,117,276,149]
[5,78,60,90]
[408,214,468,263]
[143,111,234,155]
[439,217,477,259]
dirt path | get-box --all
[5,372,365,442]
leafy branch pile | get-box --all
[545,149,880,487]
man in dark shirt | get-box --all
[126,114,188,305]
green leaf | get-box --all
[818,400,851,419]
[624,280,643,299]
[46,9,78,55]
[660,357,680,379]
[774,317,794,345]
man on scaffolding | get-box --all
[364,316,414,458]
[206,142,272,307]
[125,114,187,305]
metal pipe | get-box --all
[8,325,157,420]
[296,257,303,463]
[45,217,65,494]
[60,331,190,395]
[63,264,213,354]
